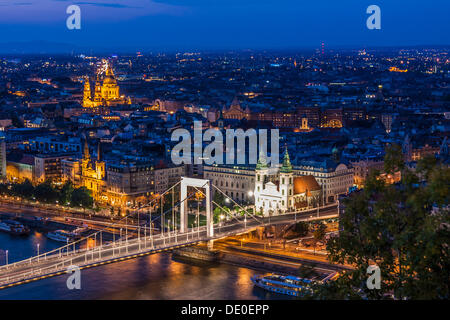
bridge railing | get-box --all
[0,229,210,286]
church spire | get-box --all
[83,77,91,98]
[280,146,292,173]
[97,141,101,161]
[256,148,268,170]
[105,62,114,77]
[83,139,90,161]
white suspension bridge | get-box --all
[0,177,338,290]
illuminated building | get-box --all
[80,140,106,201]
[254,149,321,215]
[0,140,5,179]
[222,97,250,120]
[62,140,106,202]
[389,66,408,73]
[321,108,343,128]
[83,61,131,109]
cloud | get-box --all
[73,2,141,9]
[0,0,188,23]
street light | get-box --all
[37,244,40,262]
[5,250,8,267]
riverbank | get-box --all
[173,242,348,279]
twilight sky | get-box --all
[0,0,449,53]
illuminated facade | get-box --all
[222,97,250,120]
[62,140,106,202]
[80,140,106,202]
[83,62,130,109]
[254,149,322,216]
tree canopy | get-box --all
[320,146,449,299]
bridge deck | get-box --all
[0,206,337,290]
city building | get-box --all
[254,149,321,215]
[83,61,130,109]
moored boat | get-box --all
[47,230,74,242]
[251,274,315,297]
[0,220,30,235]
[70,226,89,239]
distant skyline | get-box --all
[0,0,449,53]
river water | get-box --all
[0,230,289,300]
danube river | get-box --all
[0,230,289,300]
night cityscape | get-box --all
[0,0,448,311]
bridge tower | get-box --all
[180,177,213,237]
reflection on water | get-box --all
[0,252,292,300]
[0,230,292,300]
[0,230,61,264]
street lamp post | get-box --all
[5,250,8,267]
[244,213,247,230]
[197,200,200,238]
[151,222,154,248]
[168,219,171,243]
[37,244,40,262]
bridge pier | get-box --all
[180,177,213,238]
[207,240,214,251]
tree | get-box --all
[59,181,74,205]
[71,187,93,208]
[34,181,58,203]
[384,143,404,174]
[213,207,222,223]
[313,222,326,255]
[322,149,450,300]
[293,221,309,237]
[11,179,34,199]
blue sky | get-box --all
[0,0,449,52]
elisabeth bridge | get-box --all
[0,177,337,290]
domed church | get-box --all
[83,61,130,109]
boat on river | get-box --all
[251,274,315,297]
[0,220,31,236]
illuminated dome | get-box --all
[103,64,117,85]
[103,75,117,85]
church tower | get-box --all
[82,138,91,170]
[279,147,293,211]
[83,77,92,108]
[254,148,269,204]
[95,141,105,180]
[301,116,309,130]
[94,74,103,105]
